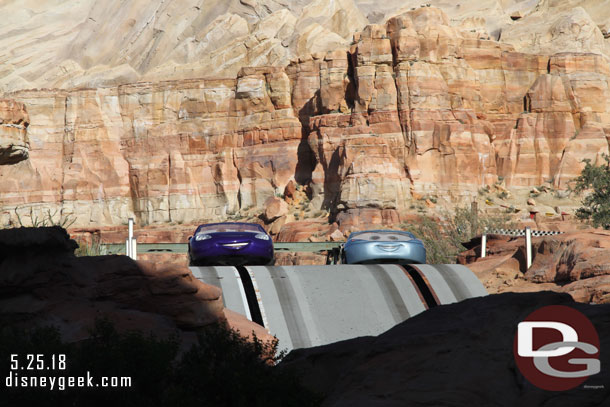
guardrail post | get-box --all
[481,227,487,258]
[131,238,137,260]
[525,226,532,269]
[126,218,137,260]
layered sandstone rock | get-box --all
[3,1,610,94]
[501,2,610,57]
[0,0,367,92]
[501,53,610,188]
[292,7,609,226]
[1,68,302,227]
[0,99,29,165]
[2,7,610,232]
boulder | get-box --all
[283,180,297,201]
[264,196,289,222]
[0,227,267,348]
[328,229,344,241]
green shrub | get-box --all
[402,204,515,264]
[497,191,509,200]
[402,216,458,264]
[571,154,610,229]
[74,236,104,257]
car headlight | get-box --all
[195,234,212,241]
[255,233,270,240]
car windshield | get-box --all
[198,224,262,233]
[350,231,414,242]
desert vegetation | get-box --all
[74,236,104,257]
[402,205,515,264]
[571,155,610,230]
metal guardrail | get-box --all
[101,241,345,255]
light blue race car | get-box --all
[342,230,426,265]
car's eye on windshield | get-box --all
[351,232,411,242]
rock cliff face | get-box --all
[0,99,29,165]
[2,7,610,230]
[0,0,366,92]
[1,71,301,227]
[2,1,609,93]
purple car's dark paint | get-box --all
[188,222,274,266]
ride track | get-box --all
[101,243,488,351]
[191,264,487,352]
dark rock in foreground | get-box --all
[280,292,610,407]
[0,227,226,347]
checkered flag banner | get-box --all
[486,228,564,237]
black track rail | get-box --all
[402,265,439,309]
[235,266,265,327]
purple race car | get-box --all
[188,222,274,266]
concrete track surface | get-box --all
[190,264,487,351]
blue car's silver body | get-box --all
[343,230,426,264]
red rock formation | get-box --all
[263,196,289,221]
[459,230,610,304]
[2,7,609,233]
[0,99,29,165]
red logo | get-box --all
[513,305,600,391]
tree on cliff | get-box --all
[572,154,610,229]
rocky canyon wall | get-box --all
[2,7,610,229]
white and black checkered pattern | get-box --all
[487,228,525,236]
[530,230,564,237]
[486,228,564,237]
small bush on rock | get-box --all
[74,236,104,257]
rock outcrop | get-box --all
[0,227,270,346]
[2,7,610,232]
[459,230,610,304]
[0,99,29,165]
[280,291,610,406]
[501,1,610,57]
[3,1,609,94]
[1,69,302,227]
[0,0,367,92]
